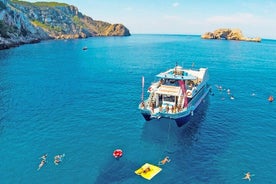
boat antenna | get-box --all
[141,76,144,102]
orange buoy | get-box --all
[113,149,123,158]
[268,96,274,102]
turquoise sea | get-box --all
[0,35,275,184]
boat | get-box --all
[138,65,211,127]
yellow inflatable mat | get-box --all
[135,163,162,180]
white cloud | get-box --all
[172,2,179,7]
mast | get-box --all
[141,76,144,102]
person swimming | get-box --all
[54,154,65,165]
[37,153,47,171]
[158,156,171,165]
[37,160,46,171]
[243,172,254,181]
[40,153,47,161]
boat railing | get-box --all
[140,102,183,115]
[157,104,187,114]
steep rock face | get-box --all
[0,0,130,49]
[201,28,261,42]
[0,0,50,49]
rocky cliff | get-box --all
[201,28,261,42]
[0,0,130,49]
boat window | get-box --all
[162,79,178,86]
[163,95,175,102]
[169,80,176,84]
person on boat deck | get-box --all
[177,105,181,112]
[166,105,169,112]
[141,102,145,108]
[159,105,163,112]
[188,81,194,89]
[151,103,154,113]
[171,105,175,113]
[158,156,171,165]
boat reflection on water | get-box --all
[94,97,210,184]
[141,95,210,148]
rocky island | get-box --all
[0,0,130,50]
[201,28,261,42]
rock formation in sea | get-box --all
[0,0,131,49]
[201,28,261,42]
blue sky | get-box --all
[27,0,276,39]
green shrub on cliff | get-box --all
[72,16,81,25]
[31,20,62,32]
[33,2,68,7]
[72,16,84,29]
[12,0,68,7]
[31,20,49,30]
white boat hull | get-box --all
[139,65,210,127]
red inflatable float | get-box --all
[113,149,123,158]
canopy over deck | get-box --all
[156,85,181,96]
[156,72,197,80]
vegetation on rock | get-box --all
[11,0,68,7]
[1,0,130,49]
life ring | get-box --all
[186,91,192,96]
[113,149,123,158]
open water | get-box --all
[0,35,275,184]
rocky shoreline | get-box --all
[201,28,261,42]
[0,0,130,50]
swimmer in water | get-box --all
[243,172,254,181]
[158,156,171,165]
[54,154,65,165]
[37,160,46,171]
[227,89,231,94]
[40,153,47,161]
